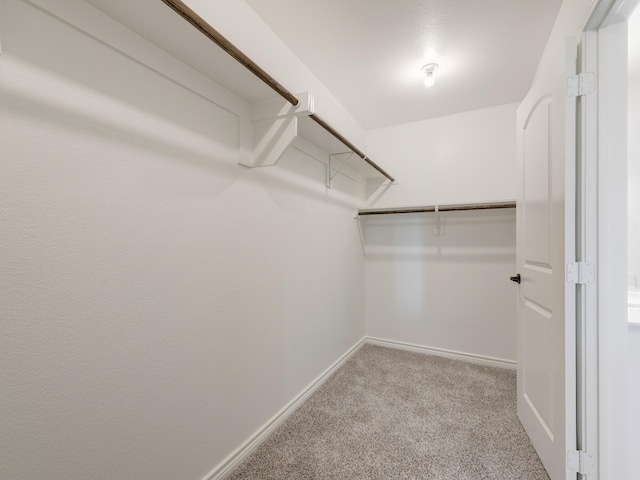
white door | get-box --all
[515,37,578,480]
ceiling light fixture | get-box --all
[422,63,439,87]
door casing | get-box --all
[580,0,639,478]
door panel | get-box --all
[516,37,577,480]
[521,96,555,440]
[523,98,552,267]
[522,296,554,432]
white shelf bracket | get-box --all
[354,213,366,251]
[434,204,444,236]
[241,92,315,168]
[327,152,355,188]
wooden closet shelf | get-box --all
[357,201,517,216]
[161,0,395,183]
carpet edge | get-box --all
[202,336,368,480]
[365,337,517,370]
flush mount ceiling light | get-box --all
[422,63,439,87]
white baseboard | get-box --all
[365,337,517,370]
[202,337,367,480]
[202,335,513,479]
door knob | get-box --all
[510,274,521,284]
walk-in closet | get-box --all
[1,1,634,479]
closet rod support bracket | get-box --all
[241,92,315,169]
[434,205,444,236]
[250,91,314,122]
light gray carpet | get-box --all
[228,344,549,479]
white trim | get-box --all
[595,20,630,478]
[586,0,640,28]
[201,337,367,480]
[0,0,3,55]
[365,337,517,370]
[582,1,639,477]
[201,336,515,479]
[578,29,601,478]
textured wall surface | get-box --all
[0,1,545,479]
[363,209,517,362]
[360,104,518,362]
[629,77,640,480]
[629,80,640,288]
[0,2,365,479]
[364,103,518,209]
[629,325,640,480]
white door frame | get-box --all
[581,1,638,478]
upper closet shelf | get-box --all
[160,0,395,184]
[357,201,517,217]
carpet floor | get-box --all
[228,344,550,479]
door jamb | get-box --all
[581,0,638,478]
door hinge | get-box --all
[567,450,595,476]
[567,72,595,97]
[566,262,595,284]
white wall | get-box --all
[630,325,640,480]
[364,209,517,363]
[361,104,518,362]
[364,103,518,208]
[185,0,368,151]
[629,44,640,480]
[0,2,365,479]
[629,79,640,289]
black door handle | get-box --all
[510,274,521,284]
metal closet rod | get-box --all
[160,0,298,106]
[308,114,395,181]
[357,201,517,216]
[161,0,395,183]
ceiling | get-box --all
[245,0,563,129]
